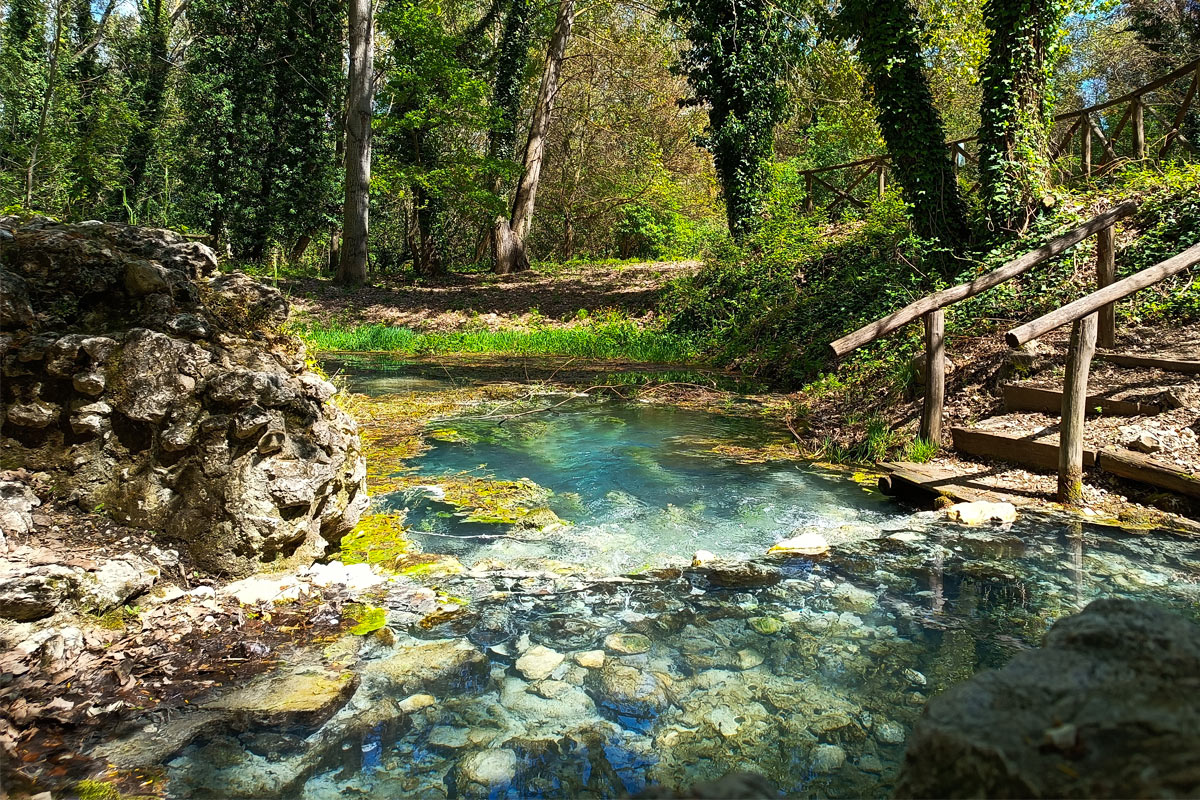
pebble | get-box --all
[875,719,906,744]
[736,648,764,670]
[811,744,846,773]
[515,645,565,681]
[574,650,605,669]
[604,633,651,655]
[399,694,435,713]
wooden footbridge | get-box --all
[828,204,1200,506]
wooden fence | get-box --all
[801,58,1200,216]
[827,201,1139,444]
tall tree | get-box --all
[977,0,1068,234]
[338,0,375,284]
[839,0,970,246]
[661,0,792,240]
[492,0,574,274]
[113,0,170,218]
[0,0,49,206]
[181,0,342,256]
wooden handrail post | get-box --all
[1059,313,1098,504]
[878,164,886,198]
[920,309,945,444]
[804,173,815,215]
[1133,97,1146,159]
[1096,225,1116,348]
[1081,119,1092,178]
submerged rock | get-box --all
[201,667,358,728]
[811,743,846,773]
[362,638,489,695]
[688,560,782,589]
[944,501,1017,525]
[767,531,829,556]
[593,663,672,718]
[516,644,565,681]
[605,632,652,655]
[457,748,518,796]
[895,599,1200,798]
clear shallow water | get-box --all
[387,397,906,572]
[163,362,1200,800]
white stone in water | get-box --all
[875,719,906,744]
[575,650,605,669]
[706,706,741,738]
[399,694,435,713]
[811,744,846,773]
[427,726,471,749]
[904,668,927,686]
[736,648,765,670]
[691,550,716,567]
[767,532,829,556]
[945,501,1017,525]
[516,645,565,681]
[889,531,924,543]
[457,748,517,788]
[222,574,306,605]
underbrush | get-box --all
[662,160,1200,393]
[293,319,697,363]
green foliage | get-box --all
[177,0,343,256]
[977,0,1069,234]
[661,0,797,240]
[836,0,970,247]
[295,318,697,362]
[903,436,940,463]
[614,202,725,260]
[662,182,939,386]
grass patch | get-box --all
[294,320,697,363]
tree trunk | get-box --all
[336,0,373,286]
[978,0,1065,234]
[492,0,574,275]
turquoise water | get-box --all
[161,363,1200,799]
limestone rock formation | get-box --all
[895,599,1200,798]
[0,218,366,575]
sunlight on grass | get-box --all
[294,321,698,363]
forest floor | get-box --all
[285,260,699,331]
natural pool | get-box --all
[165,359,1200,799]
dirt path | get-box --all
[286,261,700,330]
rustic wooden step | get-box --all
[877,461,1030,507]
[1003,384,1164,416]
[951,427,1098,471]
[1097,448,1200,499]
[1097,352,1200,373]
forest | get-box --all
[2,0,1200,797]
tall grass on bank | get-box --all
[295,320,698,363]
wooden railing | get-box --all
[1005,241,1200,503]
[801,58,1200,215]
[827,202,1138,444]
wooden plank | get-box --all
[877,461,1027,506]
[1059,315,1098,504]
[813,173,868,210]
[920,310,945,443]
[1097,352,1200,373]
[1096,225,1116,349]
[1099,448,1200,499]
[829,201,1138,358]
[1050,117,1082,161]
[878,164,886,198]
[951,427,1098,471]
[1003,384,1163,416]
[1090,115,1121,163]
[1006,241,1200,347]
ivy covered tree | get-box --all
[180,0,343,258]
[839,0,970,247]
[661,0,793,240]
[977,0,1068,234]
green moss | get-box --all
[344,603,388,636]
[339,513,412,569]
